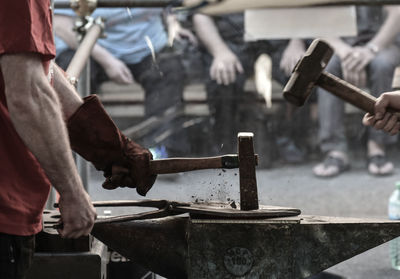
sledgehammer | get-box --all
[283,39,399,115]
[150,133,259,210]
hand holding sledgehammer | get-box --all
[362,92,400,135]
[283,39,400,119]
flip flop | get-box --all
[367,154,394,176]
[313,155,350,178]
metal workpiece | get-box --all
[173,203,300,219]
[89,215,400,278]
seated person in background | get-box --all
[193,13,307,163]
[54,7,195,158]
[313,6,400,177]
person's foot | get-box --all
[367,140,393,176]
[313,150,350,178]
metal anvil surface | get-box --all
[91,214,400,278]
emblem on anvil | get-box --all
[224,247,254,276]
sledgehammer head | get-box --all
[283,39,334,106]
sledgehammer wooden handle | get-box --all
[318,72,376,114]
[149,154,258,174]
[318,72,400,116]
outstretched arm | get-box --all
[0,53,96,238]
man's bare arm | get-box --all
[193,14,243,85]
[0,53,96,238]
[193,14,231,58]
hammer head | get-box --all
[238,132,259,211]
[283,39,334,106]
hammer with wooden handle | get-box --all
[150,133,259,210]
[149,154,257,174]
[283,39,399,115]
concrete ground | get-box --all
[87,154,400,279]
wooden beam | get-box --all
[199,0,400,15]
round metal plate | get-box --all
[173,202,301,219]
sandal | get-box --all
[313,155,350,178]
[367,154,394,176]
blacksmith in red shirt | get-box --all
[0,1,156,277]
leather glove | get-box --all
[67,95,157,196]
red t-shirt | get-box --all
[0,0,56,235]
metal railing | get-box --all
[54,0,400,10]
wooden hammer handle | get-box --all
[149,155,249,174]
[318,71,400,117]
